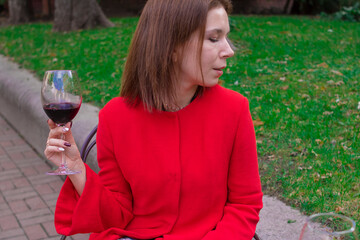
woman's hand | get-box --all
[44,119,83,170]
[44,119,86,195]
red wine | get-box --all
[43,102,80,125]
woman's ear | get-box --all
[172,44,184,63]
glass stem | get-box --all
[57,123,68,171]
[60,132,68,169]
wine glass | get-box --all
[299,213,358,240]
[41,70,82,175]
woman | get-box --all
[45,0,263,239]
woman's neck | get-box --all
[165,83,198,112]
[177,84,198,107]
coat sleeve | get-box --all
[202,97,263,240]
[55,108,134,236]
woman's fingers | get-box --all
[44,145,64,167]
[45,145,65,154]
[47,122,72,139]
[47,119,72,130]
[44,120,82,171]
[44,137,70,158]
[46,138,72,148]
[47,119,57,129]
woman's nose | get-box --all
[220,38,235,59]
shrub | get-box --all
[333,2,360,21]
[293,0,360,14]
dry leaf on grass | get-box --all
[317,62,329,68]
[253,119,264,126]
[331,69,344,76]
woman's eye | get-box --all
[209,38,218,43]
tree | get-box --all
[8,0,30,24]
[53,0,114,32]
[231,0,294,14]
[285,0,295,14]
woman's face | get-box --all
[175,6,234,90]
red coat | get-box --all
[55,84,263,240]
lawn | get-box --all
[0,16,359,225]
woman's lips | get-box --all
[214,67,225,77]
[215,69,223,77]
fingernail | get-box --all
[47,119,50,124]
[63,127,69,132]
[58,147,65,152]
[64,142,71,147]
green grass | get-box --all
[225,16,360,222]
[0,16,359,226]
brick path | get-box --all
[0,114,89,240]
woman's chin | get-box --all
[202,78,219,87]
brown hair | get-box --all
[120,0,232,111]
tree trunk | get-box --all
[284,0,294,14]
[8,0,30,24]
[53,0,114,32]
[42,0,50,17]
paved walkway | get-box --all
[0,114,89,240]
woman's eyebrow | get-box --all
[205,28,230,35]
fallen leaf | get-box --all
[281,85,289,90]
[321,173,332,179]
[327,80,335,85]
[291,152,298,157]
[311,149,318,157]
[335,206,344,212]
[317,62,329,68]
[347,164,354,170]
[301,94,310,99]
[323,111,333,115]
[331,70,344,76]
[335,81,344,86]
[253,119,264,126]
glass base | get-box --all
[46,165,81,175]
